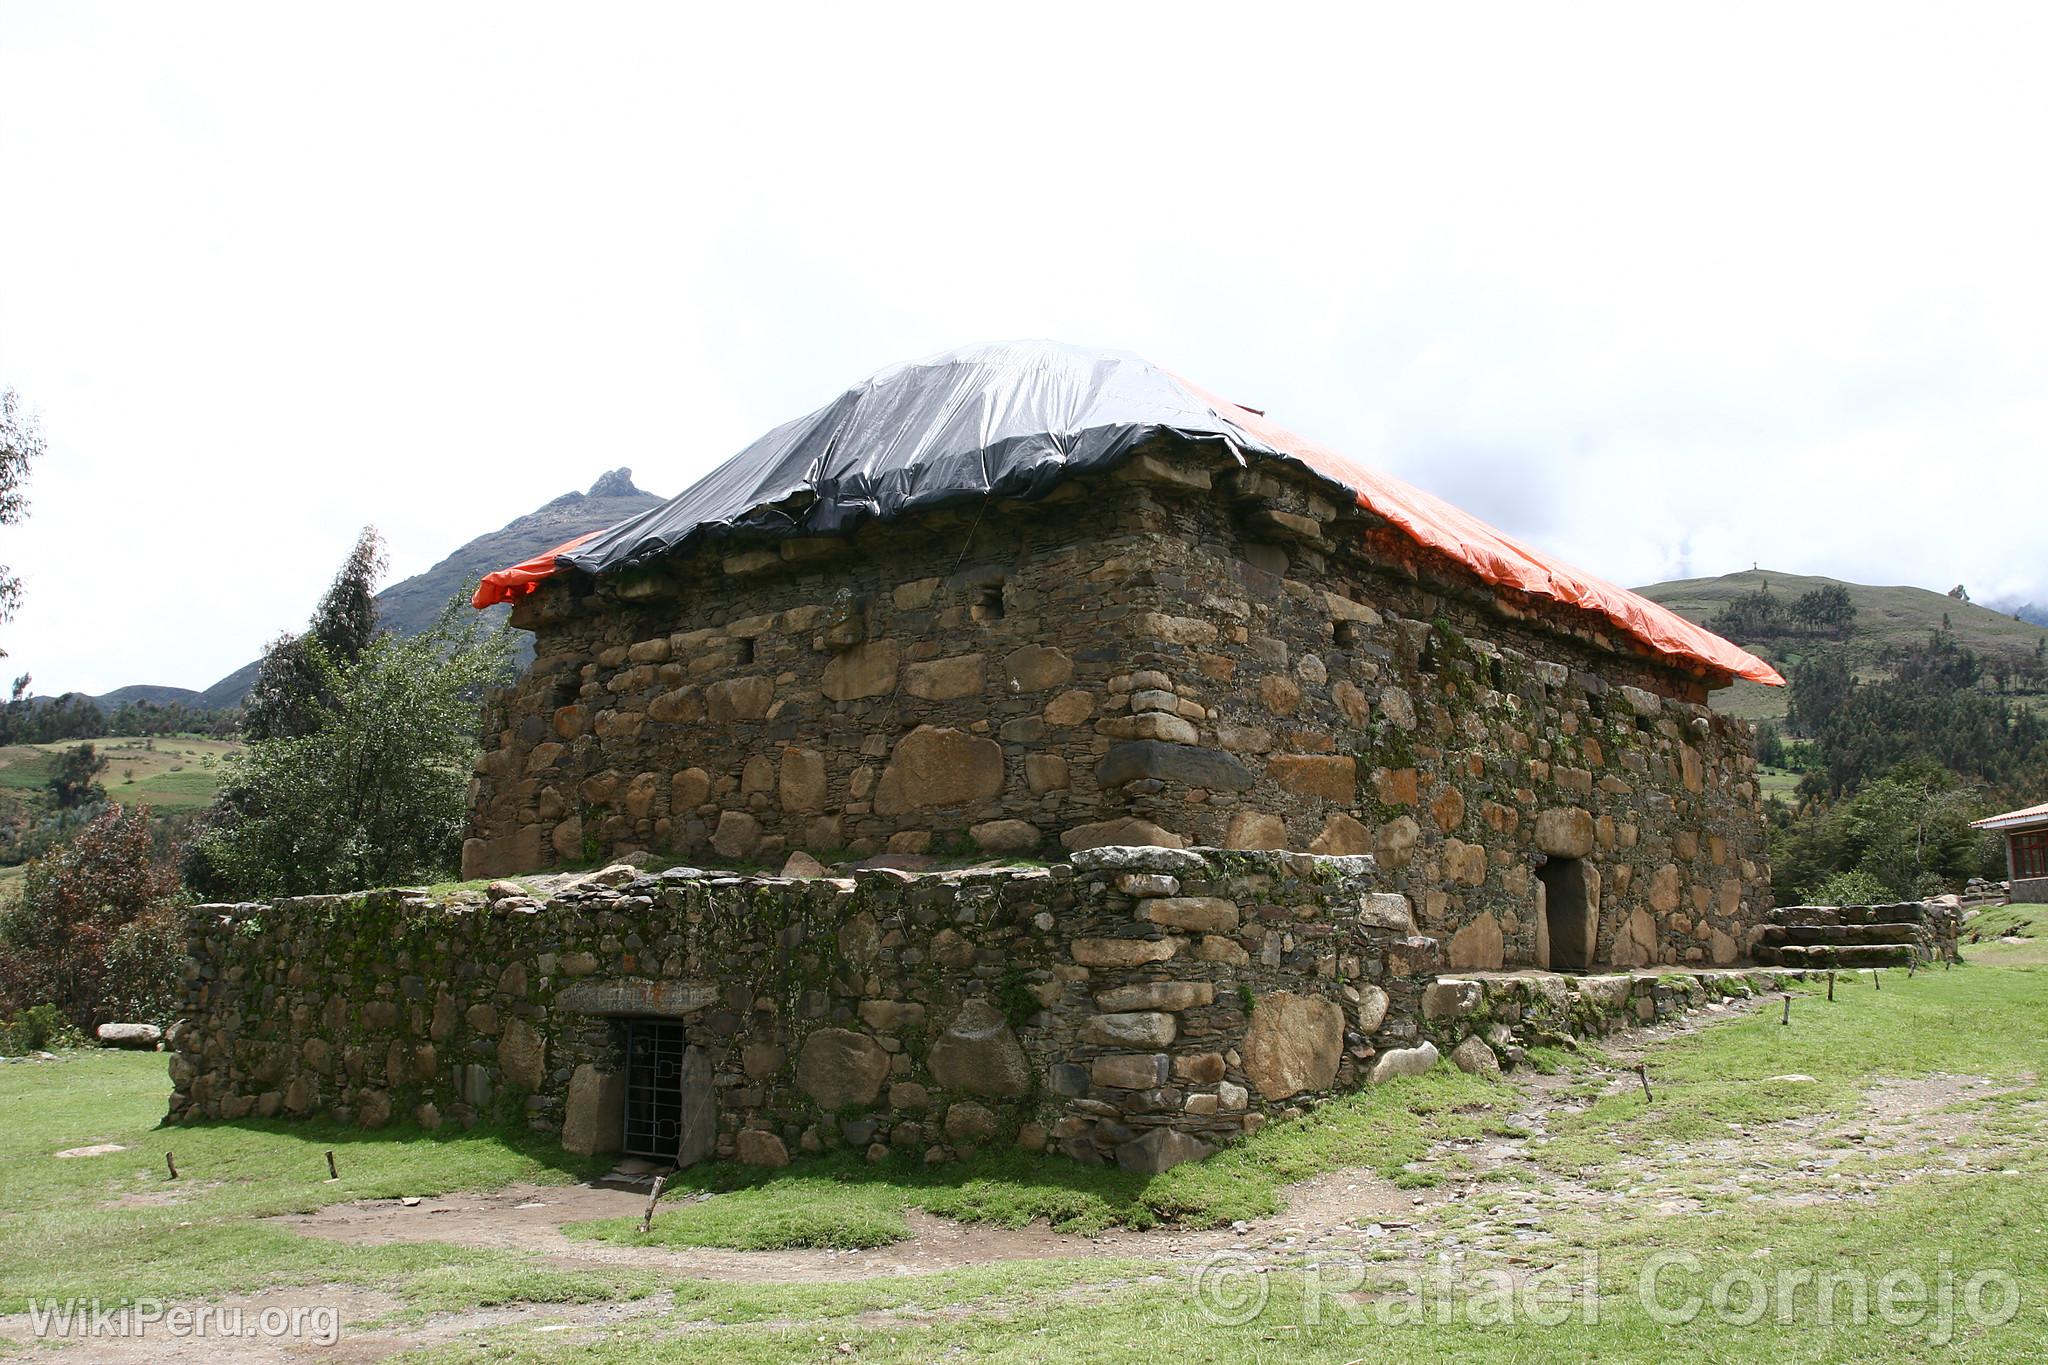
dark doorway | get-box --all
[1539,857,1597,971]
[621,1020,688,1158]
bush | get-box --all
[0,1003,85,1053]
[100,903,185,1024]
[0,803,185,1031]
[1805,869,1894,907]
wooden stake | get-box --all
[165,1151,178,1180]
[1872,970,1881,992]
[637,1173,668,1234]
[1636,1064,1653,1103]
[1827,971,1836,1001]
[325,1150,339,1181]
[1781,993,1791,1026]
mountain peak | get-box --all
[586,468,641,499]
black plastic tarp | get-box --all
[555,340,1260,576]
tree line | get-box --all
[1763,631,2047,903]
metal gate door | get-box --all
[621,1020,687,1159]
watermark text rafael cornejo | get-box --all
[1189,1249,2020,1344]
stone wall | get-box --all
[1752,900,1961,969]
[464,438,1770,974]
[171,849,1456,1173]
[2014,877,2048,906]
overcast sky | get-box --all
[3,3,2044,696]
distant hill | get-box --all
[368,467,662,642]
[1985,597,2048,629]
[84,469,664,712]
[1636,568,2048,723]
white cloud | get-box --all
[2,1,2044,693]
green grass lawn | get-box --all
[0,1052,627,1317]
[4,952,2048,1361]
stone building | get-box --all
[464,341,1784,974]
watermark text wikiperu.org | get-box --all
[1190,1249,2022,1345]
[24,1298,342,1347]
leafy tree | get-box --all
[243,526,387,742]
[1751,719,1786,768]
[1805,869,1892,907]
[47,742,108,808]
[0,804,185,1030]
[187,594,512,897]
[1770,765,2004,903]
[1790,583,1856,636]
[0,388,42,656]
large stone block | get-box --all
[1309,813,1372,855]
[904,653,986,701]
[499,1018,546,1091]
[927,1000,1031,1097]
[1071,936,1182,967]
[712,810,762,859]
[1093,981,1214,1012]
[1095,741,1254,792]
[1138,896,1240,933]
[874,726,1005,815]
[822,641,900,701]
[1081,1012,1178,1047]
[705,675,774,721]
[1267,755,1356,802]
[1241,991,1343,1100]
[969,818,1041,852]
[1535,807,1596,859]
[1223,810,1288,849]
[779,747,829,812]
[1060,818,1187,851]
[561,1064,622,1162]
[1115,1127,1215,1174]
[1005,644,1074,691]
[795,1028,891,1109]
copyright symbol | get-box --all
[1191,1251,1269,1326]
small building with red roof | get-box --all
[1972,800,2048,904]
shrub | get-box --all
[1805,869,1893,907]
[0,1003,85,1053]
[0,803,185,1031]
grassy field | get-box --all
[2,942,2045,1360]
[1636,568,2048,725]
[0,736,239,810]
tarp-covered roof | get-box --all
[476,341,1783,687]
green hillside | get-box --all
[1635,568,2048,724]
[0,736,240,810]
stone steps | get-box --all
[1755,923,1935,948]
[1750,943,1917,969]
[1770,903,1939,927]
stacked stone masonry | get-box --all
[170,849,1814,1175]
[465,438,1773,972]
[1751,901,1961,969]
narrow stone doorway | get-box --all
[1538,856,1598,971]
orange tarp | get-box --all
[472,531,601,608]
[1173,376,1785,687]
